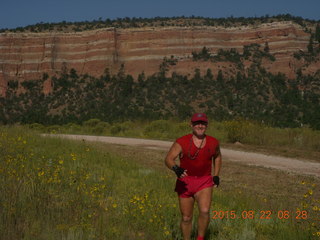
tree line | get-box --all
[1,14,318,33]
[1,49,319,129]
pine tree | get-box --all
[315,24,320,43]
[307,35,314,54]
[264,42,270,53]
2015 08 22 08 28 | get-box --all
[211,210,308,220]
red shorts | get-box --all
[175,175,214,198]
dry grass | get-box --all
[222,142,320,163]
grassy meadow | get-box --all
[1,124,320,239]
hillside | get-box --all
[0,16,319,128]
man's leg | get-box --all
[178,197,195,240]
[194,187,213,239]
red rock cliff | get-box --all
[0,21,316,96]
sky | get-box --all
[0,0,319,29]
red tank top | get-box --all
[176,134,219,176]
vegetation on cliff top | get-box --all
[0,14,319,33]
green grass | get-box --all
[1,126,319,239]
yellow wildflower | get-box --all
[70,153,76,160]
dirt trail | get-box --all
[44,134,320,178]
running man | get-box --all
[165,113,222,240]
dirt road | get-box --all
[45,134,320,178]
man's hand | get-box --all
[213,176,220,187]
[172,165,186,178]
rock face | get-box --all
[0,21,316,96]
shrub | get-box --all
[223,119,252,143]
[62,123,82,133]
[83,118,102,128]
[45,125,62,134]
[27,123,45,131]
[110,121,134,136]
[92,122,110,135]
[224,120,242,143]
[144,120,174,139]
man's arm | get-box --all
[165,142,181,169]
[213,145,222,176]
[165,142,188,178]
[212,145,222,187]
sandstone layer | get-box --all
[0,21,316,96]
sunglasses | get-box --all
[192,121,208,126]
